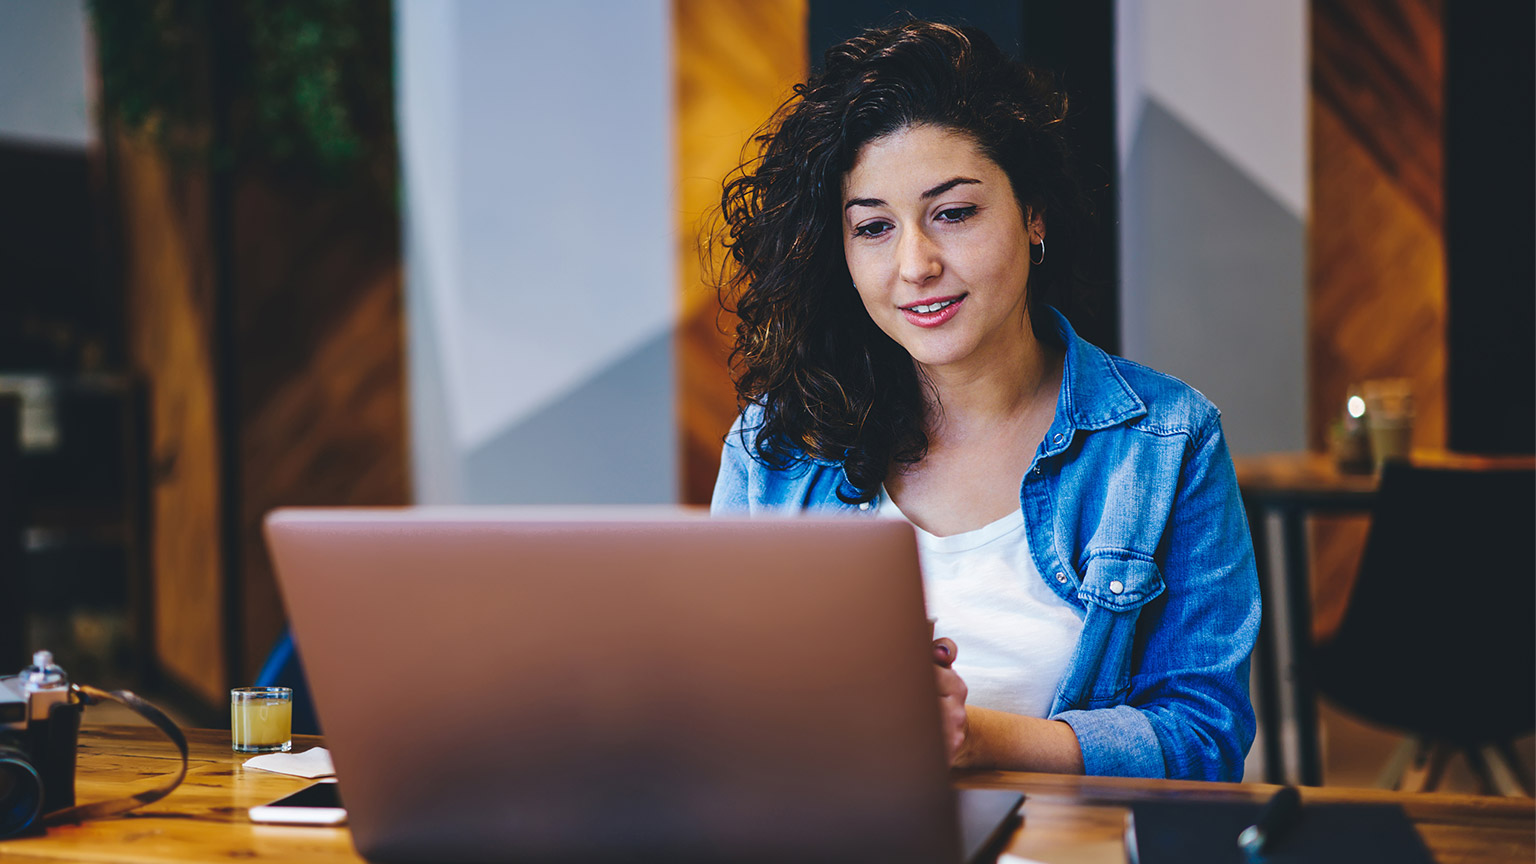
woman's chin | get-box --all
[896,332,983,371]
[906,347,974,372]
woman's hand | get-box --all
[932,637,970,765]
[929,637,1086,773]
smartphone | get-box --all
[248,780,348,825]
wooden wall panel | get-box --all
[1310,0,1445,451]
[116,135,227,706]
[675,0,807,505]
[233,176,409,684]
[106,3,409,704]
[1308,0,1443,641]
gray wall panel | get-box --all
[0,0,91,147]
[1121,99,1305,454]
[463,330,676,505]
[397,0,676,504]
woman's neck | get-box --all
[885,316,1065,535]
[917,322,1063,439]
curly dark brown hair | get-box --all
[716,20,1090,503]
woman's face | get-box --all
[841,125,1043,375]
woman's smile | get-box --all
[899,293,967,327]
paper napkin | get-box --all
[242,747,335,779]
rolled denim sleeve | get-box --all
[1055,704,1165,776]
[1056,418,1261,781]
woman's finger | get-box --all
[935,664,968,701]
[934,666,970,763]
[932,636,958,667]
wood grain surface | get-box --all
[0,726,356,863]
[1309,0,1446,447]
[229,169,409,686]
[1236,450,1534,498]
[674,0,807,505]
[111,141,408,701]
[114,132,228,708]
[1,725,1528,863]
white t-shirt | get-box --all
[879,490,1086,718]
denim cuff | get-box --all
[1054,705,1165,778]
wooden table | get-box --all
[1234,451,1536,787]
[0,725,1529,863]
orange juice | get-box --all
[231,688,293,753]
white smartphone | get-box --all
[248,780,348,825]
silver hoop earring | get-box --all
[1030,237,1046,266]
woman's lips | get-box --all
[899,294,966,328]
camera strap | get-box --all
[41,685,188,826]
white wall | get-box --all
[0,0,92,148]
[1129,1,1306,216]
[397,0,677,504]
[1116,0,1307,454]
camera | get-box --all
[0,651,83,837]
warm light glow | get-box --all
[1347,395,1366,418]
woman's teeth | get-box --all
[908,299,957,314]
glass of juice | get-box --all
[1361,378,1415,473]
[231,687,293,753]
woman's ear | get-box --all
[1027,207,1047,243]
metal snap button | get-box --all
[858,501,871,511]
[1109,580,1125,595]
[1052,433,1063,444]
[1055,572,1068,583]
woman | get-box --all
[710,21,1260,782]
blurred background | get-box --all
[0,0,1530,792]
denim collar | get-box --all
[1043,306,1146,455]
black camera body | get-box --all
[0,651,83,837]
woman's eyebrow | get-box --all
[844,176,983,211]
[920,177,981,199]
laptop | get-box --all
[265,507,1023,863]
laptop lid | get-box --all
[265,508,966,864]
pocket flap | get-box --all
[1076,554,1165,610]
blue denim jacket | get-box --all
[711,308,1260,781]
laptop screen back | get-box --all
[265,508,959,864]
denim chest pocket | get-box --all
[1069,555,1166,708]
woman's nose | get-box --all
[897,226,942,285]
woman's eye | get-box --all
[852,220,892,238]
[936,206,977,224]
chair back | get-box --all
[1316,460,1535,745]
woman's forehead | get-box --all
[842,125,1002,199]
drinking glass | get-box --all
[231,686,293,753]
[1362,378,1415,472]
